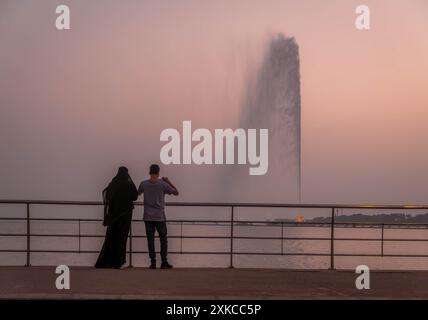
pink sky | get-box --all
[0,0,427,204]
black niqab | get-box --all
[102,166,138,226]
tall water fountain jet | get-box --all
[228,34,301,203]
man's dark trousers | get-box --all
[144,221,168,263]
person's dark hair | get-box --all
[149,164,160,175]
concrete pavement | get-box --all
[0,267,427,299]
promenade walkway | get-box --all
[0,267,427,299]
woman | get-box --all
[95,166,138,269]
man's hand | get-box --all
[162,177,170,182]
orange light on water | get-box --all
[296,215,305,223]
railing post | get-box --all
[180,221,183,254]
[329,207,335,270]
[281,222,284,255]
[128,221,133,268]
[26,203,30,267]
[78,219,81,254]
[381,223,384,257]
[229,206,234,268]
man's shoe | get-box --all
[161,262,173,269]
[149,262,156,269]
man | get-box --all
[138,164,179,269]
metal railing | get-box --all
[1,200,428,269]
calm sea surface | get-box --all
[1,204,427,270]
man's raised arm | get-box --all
[162,177,179,196]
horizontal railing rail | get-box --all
[1,199,428,209]
[0,199,427,269]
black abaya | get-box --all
[95,168,138,268]
[95,211,132,268]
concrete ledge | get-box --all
[1,267,427,300]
